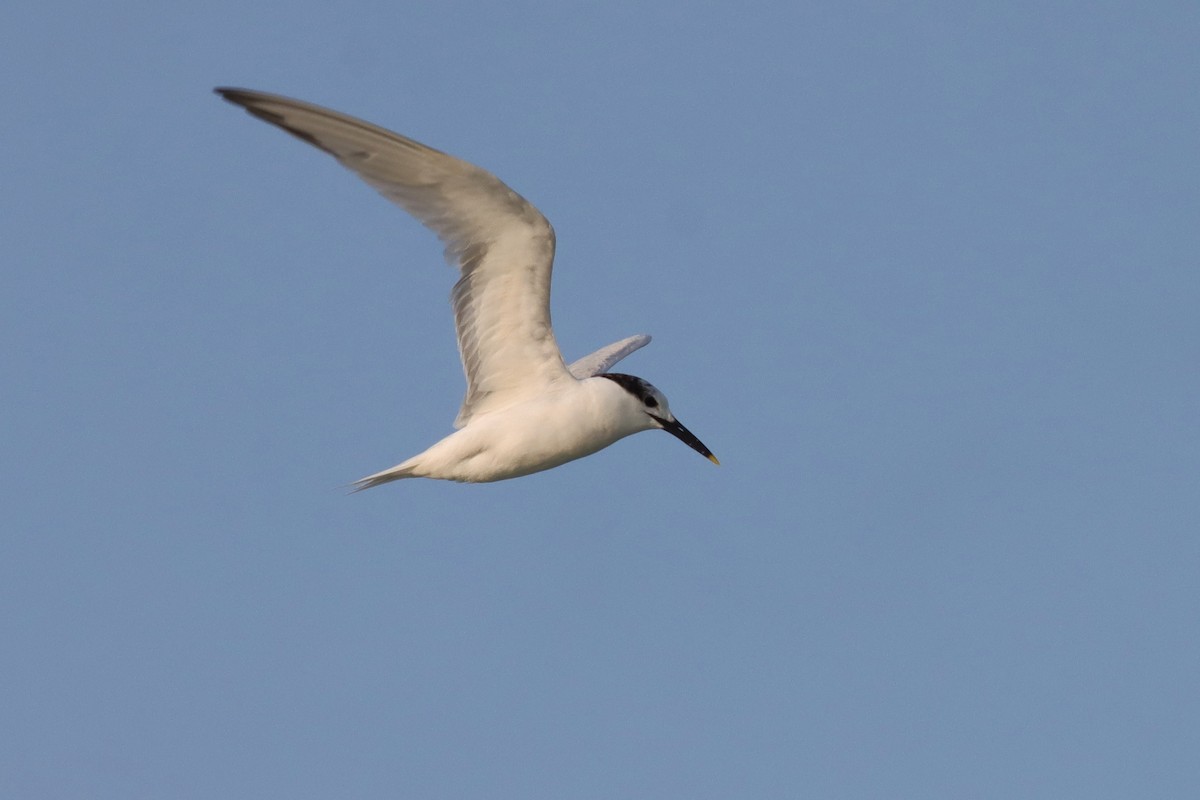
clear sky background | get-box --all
[3,2,1198,798]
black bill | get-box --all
[654,415,719,465]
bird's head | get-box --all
[599,373,719,465]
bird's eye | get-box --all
[644,396,659,408]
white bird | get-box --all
[216,88,718,488]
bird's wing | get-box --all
[216,88,572,428]
[568,334,652,378]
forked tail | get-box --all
[349,462,418,492]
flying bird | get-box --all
[216,88,717,487]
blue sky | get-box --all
[3,2,1198,797]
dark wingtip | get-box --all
[213,87,337,156]
[213,86,248,103]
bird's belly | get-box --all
[432,401,627,482]
[488,418,623,480]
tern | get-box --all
[216,88,718,487]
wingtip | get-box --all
[214,87,257,110]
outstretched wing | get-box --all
[568,334,652,378]
[216,88,572,428]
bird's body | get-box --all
[216,88,717,486]
[358,375,651,486]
